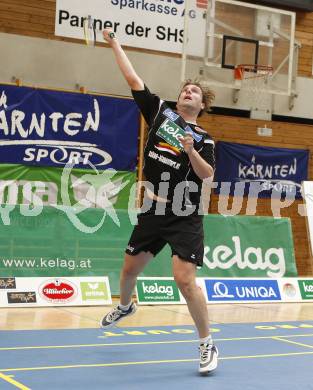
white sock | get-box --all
[199,335,213,345]
[118,302,132,311]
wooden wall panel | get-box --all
[1,1,313,77]
[198,113,313,276]
[295,12,313,76]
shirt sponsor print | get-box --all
[148,150,181,170]
[154,142,181,156]
[163,108,179,122]
[156,119,185,151]
[184,125,203,142]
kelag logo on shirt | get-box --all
[156,119,185,151]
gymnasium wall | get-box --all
[1,1,313,275]
[0,1,312,77]
[197,113,313,276]
[1,0,313,113]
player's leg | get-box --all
[172,255,218,374]
[166,212,218,374]
[100,251,152,328]
[172,255,209,337]
[101,212,165,328]
[120,251,153,306]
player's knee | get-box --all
[175,278,195,299]
[121,264,141,278]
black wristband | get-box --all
[108,32,116,39]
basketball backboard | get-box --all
[181,0,298,99]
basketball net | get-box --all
[234,64,273,112]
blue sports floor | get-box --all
[1,321,313,389]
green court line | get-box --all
[1,333,313,352]
[1,351,313,373]
[0,373,31,390]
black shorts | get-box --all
[125,211,204,266]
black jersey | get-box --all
[132,85,215,212]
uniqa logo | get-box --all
[142,282,174,296]
[212,282,278,299]
[213,282,234,298]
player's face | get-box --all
[177,84,204,114]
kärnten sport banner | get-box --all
[214,141,309,199]
[0,84,139,171]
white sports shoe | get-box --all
[100,302,137,328]
[198,343,219,374]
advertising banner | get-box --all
[148,214,297,279]
[136,277,313,304]
[298,279,313,300]
[215,141,309,198]
[0,209,297,295]
[0,276,112,307]
[0,208,136,295]
[199,214,297,278]
[277,278,303,302]
[0,84,139,170]
[0,164,136,209]
[204,278,281,303]
[136,277,182,304]
[55,0,206,55]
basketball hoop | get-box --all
[234,64,273,81]
[234,64,273,115]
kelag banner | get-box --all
[0,209,297,295]
[0,84,139,170]
[0,164,136,209]
[215,141,309,198]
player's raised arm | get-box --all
[103,28,144,91]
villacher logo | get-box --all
[39,279,77,303]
